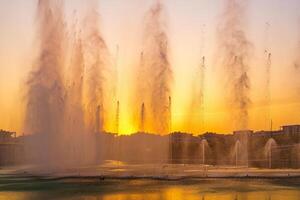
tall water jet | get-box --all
[112,46,119,133]
[115,101,120,134]
[142,0,173,134]
[264,138,277,168]
[139,102,145,132]
[24,0,66,167]
[263,22,271,54]
[265,53,272,128]
[200,139,208,164]
[135,52,147,131]
[64,31,86,165]
[168,96,172,132]
[263,22,272,129]
[198,57,206,129]
[198,26,206,118]
[83,0,113,133]
[114,45,119,100]
[95,104,103,133]
[295,41,300,70]
[187,25,206,131]
[186,56,206,128]
[234,140,241,167]
[294,26,300,94]
[168,96,172,160]
[217,0,252,130]
[232,131,250,166]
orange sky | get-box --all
[1,0,300,135]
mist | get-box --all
[24,0,66,167]
[217,0,252,130]
[140,0,173,134]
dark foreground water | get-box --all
[0,176,299,200]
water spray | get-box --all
[64,28,86,164]
[115,101,120,134]
[186,28,206,132]
[200,56,206,129]
[140,102,145,132]
[95,105,100,133]
[217,0,252,130]
[168,96,172,133]
[84,0,112,133]
[135,52,146,131]
[142,0,173,134]
[264,22,272,129]
[24,0,66,166]
[265,53,272,125]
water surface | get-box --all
[0,176,299,200]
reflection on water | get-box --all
[96,189,299,200]
[0,178,299,200]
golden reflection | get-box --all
[0,188,300,200]
[99,188,300,200]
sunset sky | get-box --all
[0,0,300,135]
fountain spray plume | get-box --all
[234,140,241,166]
[217,0,252,130]
[200,57,206,112]
[168,96,172,133]
[24,0,66,167]
[295,39,300,70]
[185,24,206,131]
[95,105,101,133]
[197,57,206,131]
[264,138,277,168]
[139,102,145,132]
[265,52,272,129]
[294,21,300,94]
[115,101,120,134]
[64,25,86,165]
[262,22,272,129]
[200,139,208,165]
[186,26,206,132]
[114,45,119,98]
[135,52,147,130]
[81,0,115,164]
[143,0,173,134]
[199,25,206,130]
[83,0,113,134]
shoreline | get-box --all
[1,166,300,181]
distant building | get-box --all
[168,125,300,168]
[281,125,300,136]
[0,130,20,166]
[233,130,253,136]
[1,124,299,168]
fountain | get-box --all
[140,0,172,134]
[234,140,241,167]
[84,0,113,135]
[217,0,252,130]
[200,139,208,165]
[168,96,172,133]
[17,0,300,178]
[139,103,145,132]
[24,0,67,168]
[180,136,189,164]
[264,138,277,168]
[115,101,120,134]
[64,29,86,166]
